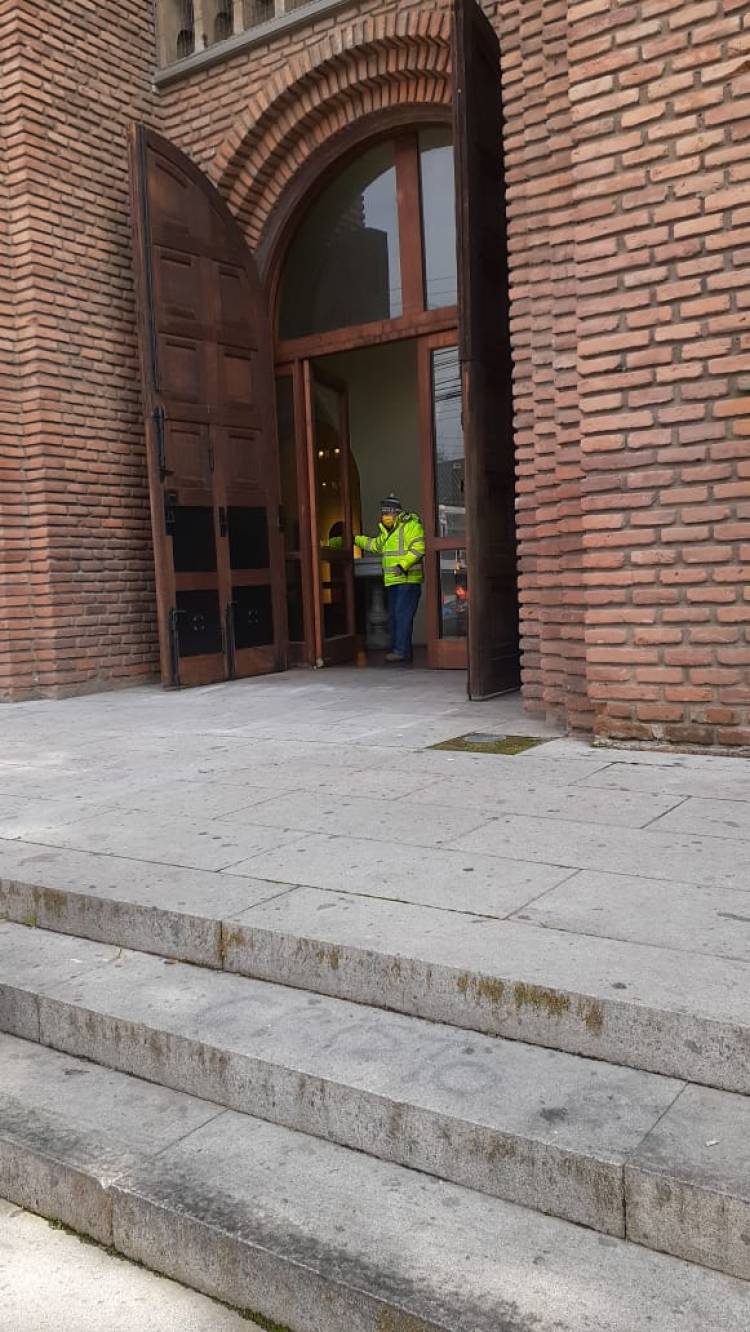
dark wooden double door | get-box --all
[129,0,520,699]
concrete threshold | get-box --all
[2,922,750,1278]
[2,846,750,1093]
[1,1034,749,1332]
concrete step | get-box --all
[3,921,750,1278]
[2,842,750,1093]
[1,1034,749,1332]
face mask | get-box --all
[381,514,396,529]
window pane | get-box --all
[279,142,403,339]
[419,128,457,310]
[227,507,270,571]
[432,346,465,539]
[438,550,468,640]
[276,376,300,551]
[232,585,274,649]
[170,505,216,573]
[322,563,349,639]
[286,559,305,643]
[313,380,348,548]
[176,589,223,657]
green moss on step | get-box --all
[513,982,570,1020]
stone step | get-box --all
[3,921,750,1278]
[1,1034,749,1332]
[2,842,750,1093]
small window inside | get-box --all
[173,0,196,58]
[243,0,275,26]
[213,2,233,43]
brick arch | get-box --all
[213,10,452,249]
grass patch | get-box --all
[430,734,549,756]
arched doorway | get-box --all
[130,0,519,699]
[270,125,467,671]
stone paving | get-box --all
[1,666,749,963]
[3,668,750,1328]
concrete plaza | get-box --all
[1,668,750,1329]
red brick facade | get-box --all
[0,0,159,699]
[2,0,749,745]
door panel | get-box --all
[130,124,287,686]
[304,364,356,666]
[418,332,467,670]
[453,0,520,699]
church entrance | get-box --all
[129,0,520,699]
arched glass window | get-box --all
[279,142,402,341]
[278,129,457,342]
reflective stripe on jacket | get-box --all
[354,512,425,586]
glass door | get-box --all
[304,363,356,665]
[418,333,468,670]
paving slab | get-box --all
[0,841,289,965]
[581,759,750,802]
[112,1107,750,1332]
[226,832,571,915]
[451,812,750,890]
[0,923,684,1234]
[626,1084,750,1280]
[223,887,750,1092]
[405,777,683,828]
[0,1034,219,1243]
[219,790,493,848]
[515,869,750,962]
[9,810,306,873]
[647,796,750,842]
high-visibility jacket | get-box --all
[355,512,425,586]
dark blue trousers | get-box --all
[387,583,421,660]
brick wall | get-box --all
[3,0,749,743]
[0,0,160,699]
[0,5,32,695]
[569,0,750,745]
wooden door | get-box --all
[304,363,356,666]
[453,0,520,699]
[129,125,287,687]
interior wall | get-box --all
[323,340,428,646]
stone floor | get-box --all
[3,668,750,1327]
[2,666,750,963]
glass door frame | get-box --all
[270,121,463,671]
[303,361,357,666]
[418,329,468,670]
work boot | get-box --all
[385,652,406,663]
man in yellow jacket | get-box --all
[355,494,425,663]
